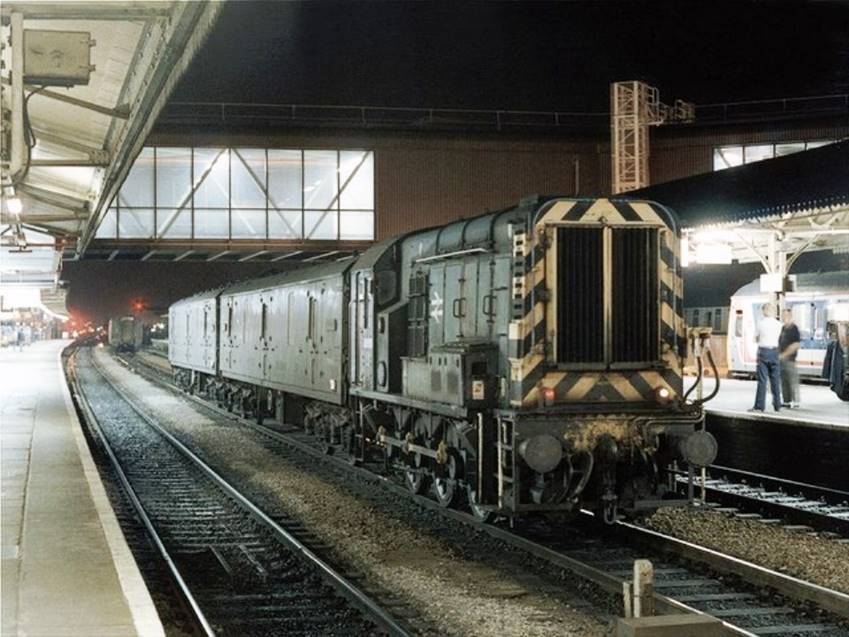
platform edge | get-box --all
[59,344,165,637]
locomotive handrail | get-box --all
[413,246,489,263]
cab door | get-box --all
[460,258,479,338]
[428,264,447,348]
[491,255,512,376]
[443,261,464,341]
[351,271,374,389]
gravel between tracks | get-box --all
[95,349,607,637]
[641,507,849,594]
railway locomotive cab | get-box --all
[169,196,716,524]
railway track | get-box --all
[118,347,849,636]
[69,347,412,637]
[678,466,849,538]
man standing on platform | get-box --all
[749,302,782,413]
[779,308,802,408]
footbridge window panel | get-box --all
[100,147,375,242]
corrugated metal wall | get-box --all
[151,115,846,240]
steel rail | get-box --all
[86,350,412,637]
[67,353,217,637]
[122,351,849,634]
[672,465,849,536]
[615,521,849,620]
[709,465,849,502]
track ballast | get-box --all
[70,346,410,637]
[120,347,849,637]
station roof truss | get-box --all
[630,140,849,275]
[0,1,224,281]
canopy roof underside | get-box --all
[1,1,223,288]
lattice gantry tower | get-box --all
[610,81,694,194]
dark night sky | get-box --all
[64,1,849,322]
[174,0,849,110]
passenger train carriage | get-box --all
[727,271,849,380]
[170,196,716,523]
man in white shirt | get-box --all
[750,302,783,412]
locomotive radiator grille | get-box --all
[556,227,605,363]
[506,198,684,407]
[555,226,659,366]
[611,227,659,364]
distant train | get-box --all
[727,271,849,379]
[108,316,144,353]
[170,196,717,524]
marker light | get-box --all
[541,387,556,405]
[654,386,673,404]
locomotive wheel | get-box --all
[342,426,360,466]
[405,452,429,495]
[466,487,494,523]
[433,453,459,508]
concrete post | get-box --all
[632,559,655,618]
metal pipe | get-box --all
[27,86,131,119]
[30,159,110,167]
[9,13,24,180]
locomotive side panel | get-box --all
[169,294,218,375]
[218,263,351,405]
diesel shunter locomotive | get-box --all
[169,196,717,523]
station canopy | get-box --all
[1,1,222,293]
[629,139,849,284]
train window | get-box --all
[714,310,723,332]
[735,311,743,338]
[813,303,825,341]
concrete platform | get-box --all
[697,377,848,430]
[1,340,163,637]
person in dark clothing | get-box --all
[779,309,801,408]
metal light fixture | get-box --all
[6,197,23,215]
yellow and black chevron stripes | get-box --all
[522,368,682,407]
[508,197,686,409]
[537,198,667,226]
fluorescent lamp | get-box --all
[695,243,732,265]
[680,236,690,267]
[6,197,22,215]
